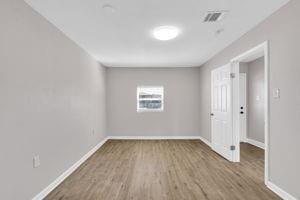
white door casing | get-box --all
[239,73,247,142]
[211,64,234,161]
[231,41,269,182]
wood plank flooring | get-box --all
[45,140,280,200]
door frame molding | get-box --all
[239,73,247,143]
[230,41,269,185]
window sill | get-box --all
[137,109,164,113]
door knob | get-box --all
[240,111,244,114]
[210,113,214,116]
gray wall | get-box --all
[247,57,265,143]
[0,0,107,199]
[107,67,201,137]
[199,0,300,198]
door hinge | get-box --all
[230,145,236,151]
[230,73,236,78]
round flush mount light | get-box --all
[153,26,181,41]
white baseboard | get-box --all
[245,138,265,149]
[32,137,108,200]
[107,136,202,140]
[198,136,212,148]
[107,135,212,148]
[267,181,297,200]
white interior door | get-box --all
[211,64,234,161]
[239,73,247,142]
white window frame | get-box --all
[137,86,164,112]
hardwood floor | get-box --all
[45,140,280,200]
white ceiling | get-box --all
[25,0,289,67]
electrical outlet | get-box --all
[33,156,40,168]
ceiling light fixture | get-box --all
[153,26,180,41]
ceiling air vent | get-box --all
[203,11,228,22]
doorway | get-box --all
[231,42,269,185]
[210,42,269,184]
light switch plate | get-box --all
[272,88,280,99]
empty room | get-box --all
[1,0,299,200]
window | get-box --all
[137,86,164,112]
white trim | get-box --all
[32,137,109,200]
[198,135,212,148]
[231,42,267,62]
[267,181,298,200]
[108,136,212,149]
[231,41,269,185]
[107,136,202,140]
[245,138,265,149]
[239,73,247,143]
[231,61,241,162]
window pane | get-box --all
[139,100,162,109]
[139,94,162,99]
[137,86,164,112]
